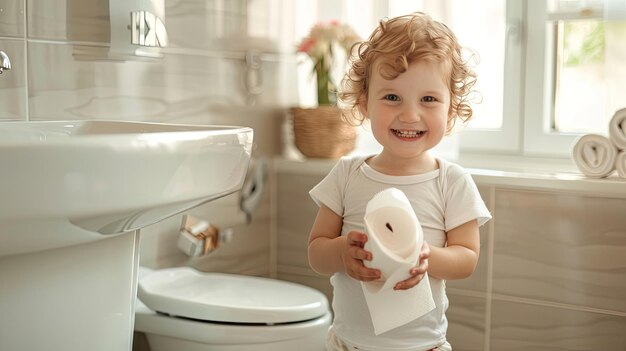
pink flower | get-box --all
[296,21,360,62]
[295,21,361,105]
[297,37,317,54]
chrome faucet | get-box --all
[0,51,11,74]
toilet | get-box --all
[134,266,332,351]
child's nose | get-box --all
[398,103,421,123]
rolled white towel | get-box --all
[609,108,626,150]
[572,134,617,178]
[616,150,626,178]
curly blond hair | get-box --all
[338,12,477,134]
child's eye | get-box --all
[383,94,400,102]
[421,96,437,102]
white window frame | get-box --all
[459,0,524,155]
[460,0,594,159]
[522,0,582,157]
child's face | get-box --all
[359,60,451,161]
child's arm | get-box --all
[308,204,381,281]
[428,219,480,280]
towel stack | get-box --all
[610,109,626,178]
[572,108,626,178]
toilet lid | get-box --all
[137,267,329,324]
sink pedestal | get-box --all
[0,233,140,351]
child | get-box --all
[307,12,492,351]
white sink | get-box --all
[0,120,253,256]
[0,120,253,351]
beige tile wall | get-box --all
[489,189,626,350]
[490,300,626,350]
[276,171,333,299]
[0,38,26,120]
[0,0,24,38]
[493,190,626,312]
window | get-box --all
[289,0,624,162]
[554,18,606,133]
[291,0,510,157]
[458,1,522,155]
[462,0,624,159]
[549,0,611,135]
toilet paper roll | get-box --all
[363,188,420,286]
[361,188,435,335]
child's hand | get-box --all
[341,231,381,282]
[394,241,430,290]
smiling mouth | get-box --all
[391,129,425,139]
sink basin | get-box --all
[0,120,253,351]
[0,120,253,256]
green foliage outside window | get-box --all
[562,20,605,66]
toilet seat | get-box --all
[137,267,329,325]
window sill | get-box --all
[274,153,626,199]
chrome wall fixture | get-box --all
[0,51,11,74]
[131,11,168,47]
[69,0,168,61]
[244,50,263,105]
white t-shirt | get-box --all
[310,155,491,351]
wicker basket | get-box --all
[291,106,357,159]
